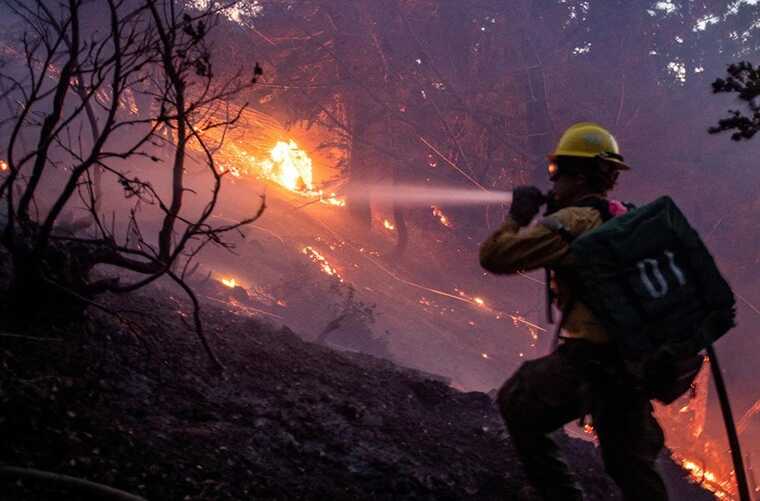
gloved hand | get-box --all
[544,190,560,216]
[509,185,546,226]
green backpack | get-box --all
[569,196,736,401]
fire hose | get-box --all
[706,344,752,501]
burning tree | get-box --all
[0,0,264,368]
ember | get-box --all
[0,160,7,171]
[302,246,343,282]
[383,219,395,231]
[432,205,453,227]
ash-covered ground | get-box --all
[0,282,715,500]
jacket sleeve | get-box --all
[479,208,601,275]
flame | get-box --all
[229,138,346,206]
[260,139,314,192]
[221,277,238,288]
[0,160,7,171]
[678,458,733,499]
[473,297,485,307]
[302,246,343,282]
[432,205,453,228]
[383,219,395,231]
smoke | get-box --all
[344,184,513,206]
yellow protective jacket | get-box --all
[479,206,609,343]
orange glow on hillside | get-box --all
[383,219,395,231]
[221,277,238,288]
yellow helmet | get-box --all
[549,122,630,170]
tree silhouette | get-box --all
[0,0,264,369]
[710,61,760,141]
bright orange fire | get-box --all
[383,219,395,231]
[678,458,733,499]
[197,130,346,206]
[0,160,8,171]
[221,277,238,288]
[260,139,314,192]
[237,139,346,206]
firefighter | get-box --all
[480,122,668,501]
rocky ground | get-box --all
[0,283,715,500]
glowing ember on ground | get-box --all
[321,193,346,206]
[221,277,238,288]
[432,205,453,227]
[481,352,490,359]
[383,219,396,231]
[302,246,343,282]
[0,160,7,171]
[473,297,485,306]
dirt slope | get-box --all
[0,285,714,500]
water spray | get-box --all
[344,184,513,207]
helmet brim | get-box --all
[548,152,631,170]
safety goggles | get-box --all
[548,153,626,181]
[547,161,576,182]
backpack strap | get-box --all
[541,197,616,348]
[572,196,614,222]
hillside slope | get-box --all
[0,285,714,500]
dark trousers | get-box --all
[497,340,668,501]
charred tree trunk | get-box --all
[327,3,373,230]
[345,109,373,229]
[2,235,101,330]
